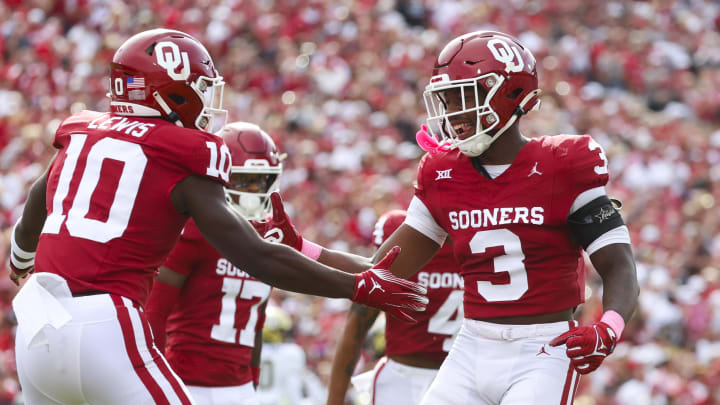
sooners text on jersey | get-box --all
[163,219,271,387]
[415,135,609,319]
[35,110,231,306]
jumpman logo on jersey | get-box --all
[369,278,385,295]
[536,345,550,356]
[528,162,542,177]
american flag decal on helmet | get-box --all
[127,77,145,89]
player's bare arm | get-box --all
[372,224,440,277]
[145,265,189,350]
[9,171,48,285]
[326,303,380,405]
[250,301,267,388]
[257,198,441,279]
[588,243,638,321]
[251,192,372,274]
[316,250,372,275]
[172,174,357,298]
[156,265,188,288]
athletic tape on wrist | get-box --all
[10,254,34,270]
[300,238,322,260]
[600,310,625,338]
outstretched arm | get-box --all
[172,175,357,298]
[171,176,428,323]
[327,303,380,405]
[250,192,372,273]
[251,193,439,275]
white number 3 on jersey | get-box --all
[588,139,608,175]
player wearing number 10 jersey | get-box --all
[145,123,282,405]
[9,29,427,405]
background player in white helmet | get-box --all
[255,305,326,405]
[144,122,285,405]
[8,29,427,405]
[327,210,462,405]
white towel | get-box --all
[350,369,376,396]
[12,273,73,349]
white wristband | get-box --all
[10,255,34,270]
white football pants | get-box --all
[372,357,439,405]
[14,274,194,405]
[187,383,259,405]
[419,319,580,405]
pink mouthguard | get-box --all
[415,125,451,154]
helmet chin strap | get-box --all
[152,91,184,127]
[460,89,542,157]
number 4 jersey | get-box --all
[408,135,621,319]
[35,110,232,306]
[163,219,271,387]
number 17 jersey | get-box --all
[35,110,231,306]
[411,135,610,319]
[163,220,272,387]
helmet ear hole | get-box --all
[144,42,156,56]
[168,94,187,105]
[507,88,523,99]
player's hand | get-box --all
[249,192,302,250]
[351,247,428,323]
[549,321,617,374]
[8,259,33,286]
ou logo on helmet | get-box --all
[155,41,190,81]
[487,39,526,73]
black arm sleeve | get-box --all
[567,196,625,250]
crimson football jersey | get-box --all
[35,110,231,306]
[163,219,272,387]
[385,242,462,361]
[414,135,610,319]
[373,210,463,361]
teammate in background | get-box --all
[327,210,462,405]
[255,306,326,405]
[262,31,639,405]
[144,122,283,405]
[8,29,427,405]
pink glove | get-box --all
[549,321,618,374]
[352,247,428,323]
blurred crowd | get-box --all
[1,0,720,403]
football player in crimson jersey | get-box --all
[144,122,283,405]
[327,210,463,405]
[8,29,427,405]
[260,31,639,405]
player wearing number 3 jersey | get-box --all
[396,31,639,405]
[274,30,637,405]
[8,30,427,405]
